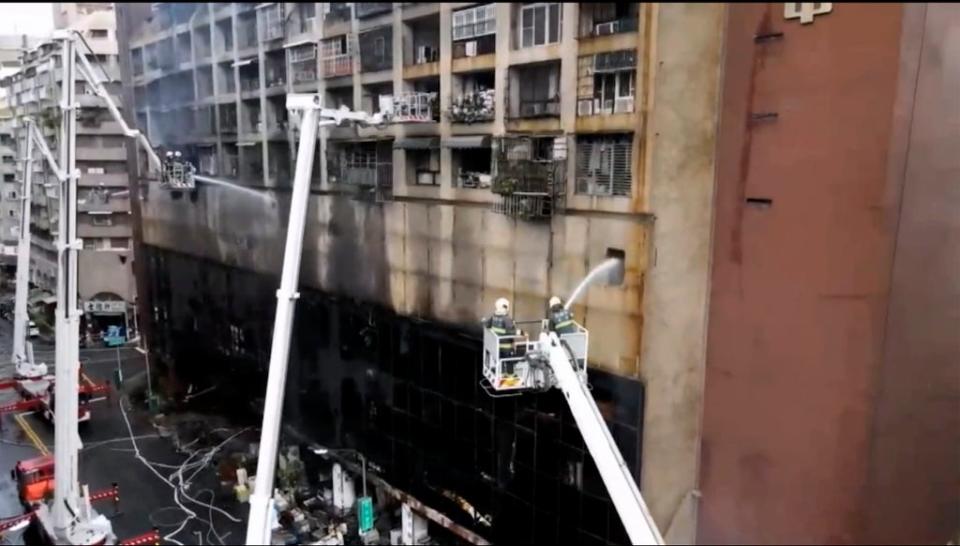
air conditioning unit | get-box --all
[577,99,593,116]
[464,41,477,57]
[614,96,634,114]
[595,21,620,36]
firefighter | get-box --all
[482,297,518,357]
[547,296,576,335]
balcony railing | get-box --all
[292,68,317,85]
[517,98,560,118]
[322,55,352,78]
[386,92,438,123]
[584,16,639,38]
[341,163,392,192]
[449,89,495,123]
[240,78,260,92]
[577,96,634,116]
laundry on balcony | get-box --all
[449,89,495,123]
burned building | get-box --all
[116,3,959,545]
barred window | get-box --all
[576,134,633,197]
[452,4,496,41]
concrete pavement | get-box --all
[0,317,248,544]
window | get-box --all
[374,37,385,58]
[408,149,439,186]
[452,4,496,41]
[576,134,633,197]
[91,29,108,38]
[109,238,129,250]
[515,62,560,117]
[87,167,105,175]
[299,2,316,33]
[290,43,317,84]
[520,3,561,48]
[8,191,16,199]
[577,50,636,115]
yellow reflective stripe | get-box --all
[490,327,507,334]
[556,320,574,328]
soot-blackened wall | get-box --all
[147,245,646,545]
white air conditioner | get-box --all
[464,41,477,57]
[577,99,593,116]
[595,21,619,36]
[614,96,634,114]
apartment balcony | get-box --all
[76,148,127,162]
[78,197,130,214]
[386,92,439,123]
[449,90,495,123]
[240,77,260,95]
[77,94,124,108]
[238,25,259,51]
[513,97,559,119]
[340,163,392,190]
[323,56,353,79]
[80,173,128,187]
[78,220,130,239]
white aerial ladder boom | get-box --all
[11,119,63,379]
[483,313,664,544]
[245,94,386,546]
[540,330,663,545]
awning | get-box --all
[283,38,314,49]
[232,57,257,68]
[443,136,491,149]
[394,137,439,150]
[40,295,57,305]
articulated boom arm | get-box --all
[286,94,388,128]
[73,43,162,175]
[540,331,664,545]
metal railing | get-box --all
[584,16,639,38]
[340,163,392,188]
[388,92,438,122]
[322,55,352,78]
[517,98,560,118]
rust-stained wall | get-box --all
[700,3,959,544]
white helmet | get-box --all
[174,151,182,158]
[165,151,174,158]
[549,296,562,308]
[495,297,510,316]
